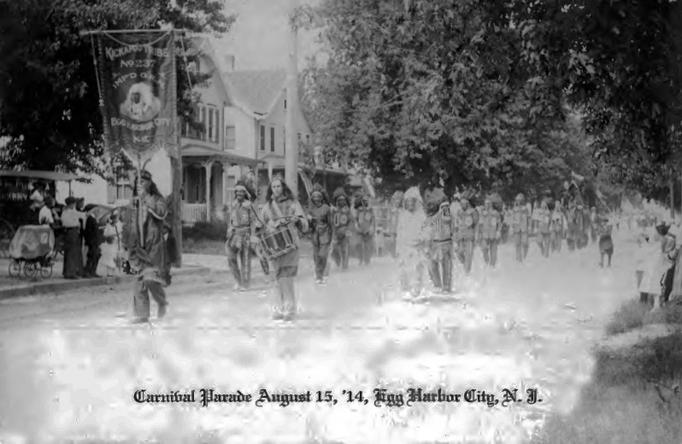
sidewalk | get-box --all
[0,256,210,300]
[0,244,331,299]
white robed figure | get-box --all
[397,186,427,297]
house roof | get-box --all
[225,70,287,116]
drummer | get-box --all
[61,196,84,279]
[260,175,309,321]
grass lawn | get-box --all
[533,299,682,444]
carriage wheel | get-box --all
[40,264,54,279]
[8,260,21,277]
[23,262,38,279]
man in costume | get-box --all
[260,175,308,321]
[510,193,530,263]
[354,192,376,265]
[398,186,426,297]
[532,199,552,258]
[307,184,333,284]
[423,187,454,293]
[455,192,478,274]
[383,191,403,258]
[128,170,169,323]
[331,188,354,270]
[226,181,258,291]
[597,215,614,268]
[478,196,502,267]
[550,200,565,253]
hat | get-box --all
[515,193,525,202]
[65,196,76,205]
[333,187,348,204]
[404,186,422,202]
[140,170,152,181]
[234,180,252,200]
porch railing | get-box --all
[182,202,207,225]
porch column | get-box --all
[267,161,273,182]
[221,162,230,206]
[203,160,212,221]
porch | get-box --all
[181,146,261,225]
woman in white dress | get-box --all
[639,222,676,308]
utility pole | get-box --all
[285,0,299,197]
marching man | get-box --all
[423,188,455,294]
[226,181,258,291]
[478,196,502,268]
[533,199,552,258]
[550,200,565,253]
[455,192,479,275]
[511,193,530,263]
[331,188,354,271]
[354,192,376,266]
[307,184,333,284]
[384,191,403,258]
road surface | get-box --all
[0,231,638,443]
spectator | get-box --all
[83,205,102,278]
[61,197,85,279]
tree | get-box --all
[0,0,234,173]
[514,0,682,193]
[301,0,595,198]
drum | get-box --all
[258,224,299,259]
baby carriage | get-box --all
[8,225,56,279]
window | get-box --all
[284,98,287,110]
[107,174,132,204]
[306,134,310,144]
[200,107,207,141]
[260,125,265,151]
[225,126,236,150]
[207,107,219,143]
[283,127,286,154]
[270,127,275,152]
[297,132,301,143]
[183,103,218,143]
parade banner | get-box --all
[94,31,178,162]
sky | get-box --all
[216,0,323,71]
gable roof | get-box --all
[224,70,286,116]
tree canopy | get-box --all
[0,0,233,173]
[302,0,682,201]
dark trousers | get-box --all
[133,278,168,320]
[481,239,498,267]
[428,246,452,291]
[313,242,330,280]
[359,233,373,265]
[228,245,252,288]
[84,244,101,276]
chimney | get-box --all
[224,55,235,71]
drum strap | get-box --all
[270,200,285,221]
